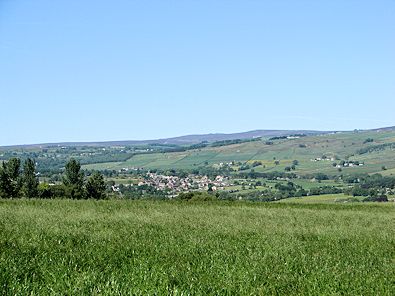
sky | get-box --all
[0,0,394,146]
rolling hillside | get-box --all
[83,129,395,176]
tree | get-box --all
[63,158,85,199]
[22,158,39,198]
[0,158,22,198]
[86,171,106,199]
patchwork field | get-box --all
[82,130,395,176]
[1,199,394,295]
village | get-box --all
[138,173,229,192]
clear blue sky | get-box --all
[0,0,394,145]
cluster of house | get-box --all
[311,157,336,162]
[136,173,228,192]
[336,161,364,168]
[119,167,140,172]
[311,157,364,168]
[212,162,234,168]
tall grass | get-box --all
[0,199,394,295]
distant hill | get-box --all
[141,129,334,145]
[368,126,395,132]
[2,129,334,148]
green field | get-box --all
[277,193,363,203]
[1,200,394,295]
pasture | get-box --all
[277,193,362,203]
[1,199,394,295]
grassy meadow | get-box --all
[1,199,394,295]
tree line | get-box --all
[0,158,106,199]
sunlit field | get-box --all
[1,199,394,295]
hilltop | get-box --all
[3,126,395,149]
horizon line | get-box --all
[1,125,394,148]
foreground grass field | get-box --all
[0,200,394,295]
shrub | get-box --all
[177,191,217,201]
[363,195,388,202]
